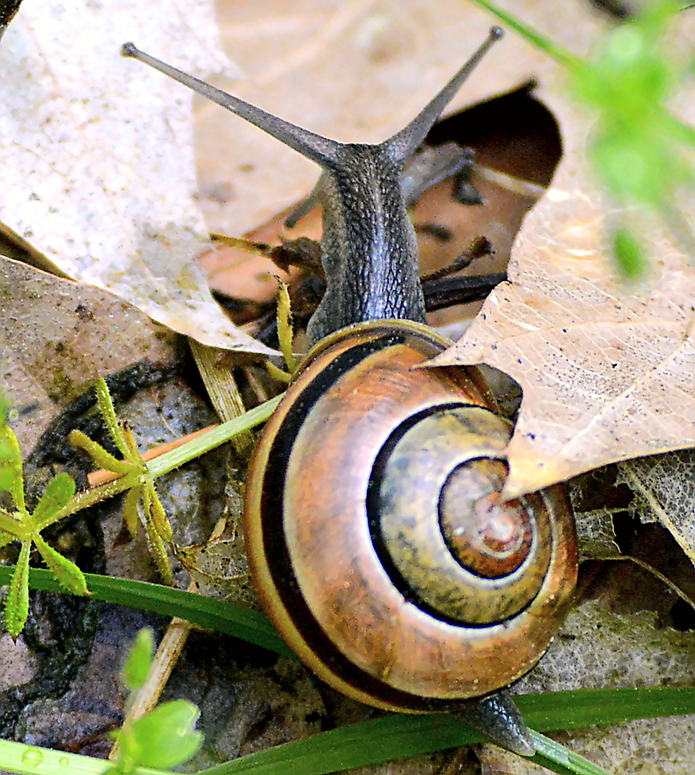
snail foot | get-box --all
[454,690,535,757]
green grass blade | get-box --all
[517,686,695,729]
[468,0,583,68]
[529,730,611,774]
[0,738,165,775]
[202,715,481,775]
[0,566,293,658]
[199,687,695,775]
[1,687,693,775]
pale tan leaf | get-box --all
[0,0,275,356]
[429,2,695,497]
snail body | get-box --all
[123,30,578,755]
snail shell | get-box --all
[244,320,577,711]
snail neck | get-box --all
[306,145,426,344]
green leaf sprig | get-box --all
[0,383,281,638]
[0,425,87,637]
[470,0,695,277]
[108,628,202,774]
[69,378,175,585]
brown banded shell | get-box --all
[244,320,577,712]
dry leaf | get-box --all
[503,599,695,774]
[620,451,695,568]
[0,256,179,451]
[428,1,695,497]
[0,0,275,356]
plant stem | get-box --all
[35,394,283,531]
[147,394,282,478]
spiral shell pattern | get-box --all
[245,320,577,711]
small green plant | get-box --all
[0,423,87,637]
[0,380,281,638]
[69,378,175,584]
[107,628,202,774]
[470,0,695,277]
[264,281,299,384]
[0,375,177,638]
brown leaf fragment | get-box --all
[430,5,695,498]
[0,256,178,451]
[620,450,695,570]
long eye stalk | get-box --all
[385,26,503,164]
[120,41,340,166]
[121,27,503,169]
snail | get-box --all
[123,30,577,757]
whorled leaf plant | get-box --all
[0,378,281,636]
[0,424,87,636]
[68,378,176,585]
